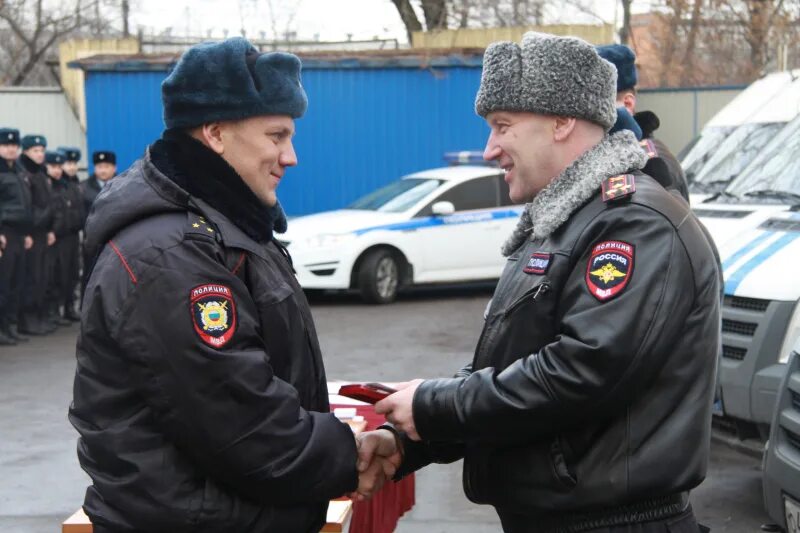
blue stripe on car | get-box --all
[724,232,800,294]
[721,231,775,272]
[353,208,523,236]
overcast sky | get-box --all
[126,0,632,45]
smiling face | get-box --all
[210,115,297,207]
[483,111,561,204]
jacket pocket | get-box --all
[503,280,551,317]
[464,435,577,508]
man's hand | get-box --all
[47,232,56,246]
[0,234,6,250]
[352,429,402,501]
[375,380,424,441]
[24,235,33,250]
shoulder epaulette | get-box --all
[640,138,658,159]
[601,173,636,203]
[186,212,217,238]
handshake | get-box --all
[351,428,403,501]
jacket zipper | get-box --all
[504,281,551,317]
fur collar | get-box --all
[19,153,43,175]
[149,129,287,244]
[502,130,648,256]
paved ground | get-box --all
[0,285,773,532]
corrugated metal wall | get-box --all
[83,64,489,216]
[82,61,744,216]
[637,87,743,156]
[0,88,87,170]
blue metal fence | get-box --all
[81,56,488,215]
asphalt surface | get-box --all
[0,285,773,532]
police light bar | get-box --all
[443,151,498,166]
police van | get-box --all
[682,70,795,202]
[694,115,800,440]
[280,154,523,303]
[687,71,800,204]
[762,338,800,533]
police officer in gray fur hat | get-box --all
[376,32,719,533]
[70,37,400,532]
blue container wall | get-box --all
[84,65,487,215]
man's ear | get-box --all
[553,116,577,142]
[198,122,225,155]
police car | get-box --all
[694,114,800,438]
[280,154,523,303]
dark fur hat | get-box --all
[609,106,642,140]
[162,37,308,129]
[596,44,637,92]
[21,134,46,150]
[0,128,20,145]
[475,32,617,131]
[57,146,81,162]
[93,151,116,165]
[45,151,65,165]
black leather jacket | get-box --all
[70,154,358,532]
[400,173,719,526]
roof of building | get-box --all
[68,48,486,72]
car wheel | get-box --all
[358,249,400,304]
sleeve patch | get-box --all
[190,284,237,347]
[585,241,634,301]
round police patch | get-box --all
[190,284,236,348]
[585,241,634,301]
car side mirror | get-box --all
[431,201,455,216]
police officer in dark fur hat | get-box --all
[597,44,690,202]
[0,127,33,345]
[80,150,116,221]
[70,37,400,532]
[44,150,81,325]
[55,147,84,321]
[18,134,56,334]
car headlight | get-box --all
[778,299,800,364]
[302,233,357,249]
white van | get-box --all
[687,71,800,204]
[696,115,800,439]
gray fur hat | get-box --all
[475,32,618,131]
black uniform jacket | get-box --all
[69,151,358,532]
[50,176,84,237]
[19,154,52,237]
[79,175,102,225]
[0,160,33,232]
[400,174,720,520]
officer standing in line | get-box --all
[375,33,719,533]
[0,128,33,345]
[44,150,75,326]
[596,44,690,202]
[70,38,399,532]
[18,134,56,335]
[55,147,84,321]
[80,150,116,220]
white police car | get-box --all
[280,155,523,303]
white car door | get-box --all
[412,175,516,283]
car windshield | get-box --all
[347,178,443,213]
[681,126,736,183]
[726,117,800,199]
[690,122,786,194]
